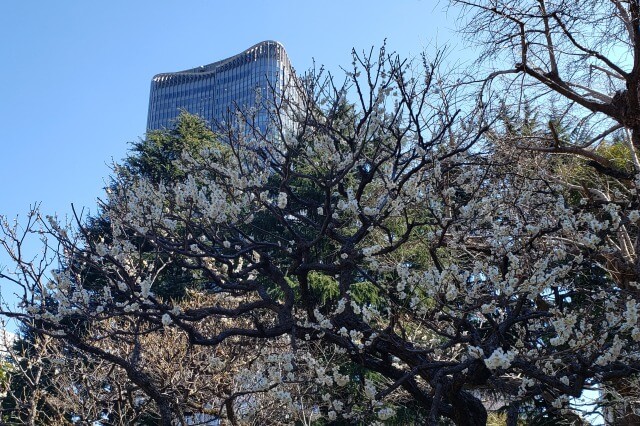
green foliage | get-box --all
[283,273,382,309]
[596,142,635,174]
[564,140,634,187]
[0,359,11,397]
[124,111,221,184]
[308,272,340,304]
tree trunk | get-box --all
[450,390,487,426]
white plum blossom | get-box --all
[139,279,152,298]
[161,314,172,326]
[468,346,484,359]
[364,379,377,399]
[333,371,349,387]
[277,192,288,209]
[484,348,516,370]
[377,407,396,421]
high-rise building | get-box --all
[146,40,295,132]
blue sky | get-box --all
[0,1,465,222]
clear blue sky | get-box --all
[0,0,464,222]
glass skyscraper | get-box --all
[147,40,295,132]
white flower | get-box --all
[223,240,231,248]
[209,356,224,369]
[364,379,377,399]
[525,224,540,234]
[95,243,109,257]
[161,314,172,326]
[320,319,333,329]
[275,390,292,403]
[333,371,349,387]
[362,244,379,257]
[378,407,396,420]
[363,206,377,216]
[277,192,288,209]
[552,396,568,409]
[139,279,152,298]
[484,347,515,370]
[445,285,458,301]
[625,299,638,328]
[468,346,484,359]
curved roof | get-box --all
[151,40,290,84]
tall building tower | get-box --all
[147,40,295,132]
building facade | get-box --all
[147,40,295,132]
